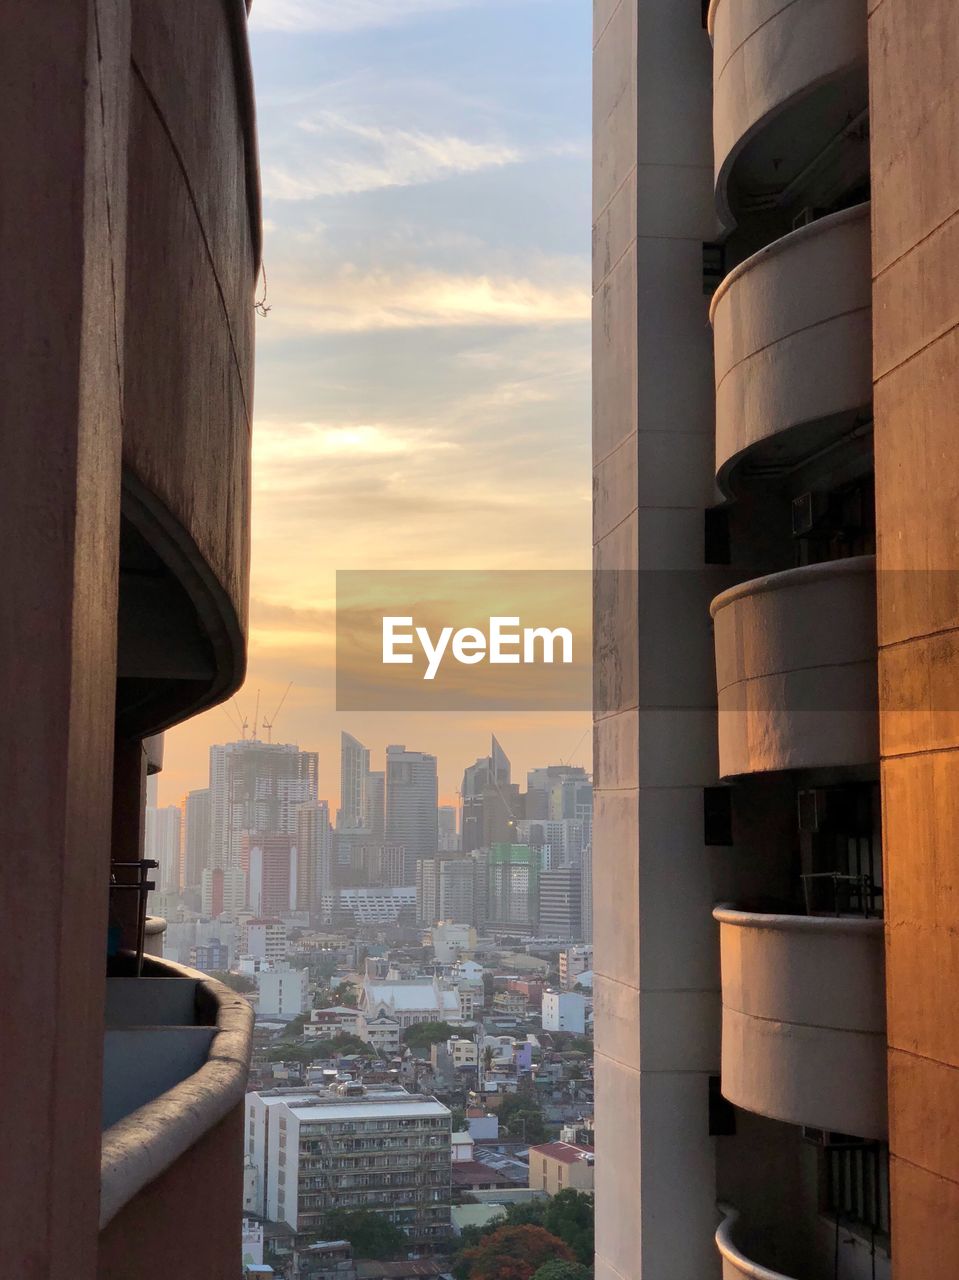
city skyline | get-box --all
[156,0,592,810]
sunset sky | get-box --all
[158,0,593,810]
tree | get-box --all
[209,970,256,994]
[317,1209,405,1260]
[531,1262,592,1280]
[402,1021,461,1052]
[457,1225,575,1280]
[543,1191,594,1266]
[497,1092,548,1144]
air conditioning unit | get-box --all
[797,789,826,833]
[792,491,828,537]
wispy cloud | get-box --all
[250,0,470,33]
[264,113,520,200]
[260,263,588,334]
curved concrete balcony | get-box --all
[99,957,253,1274]
[708,0,868,225]
[711,204,872,496]
[117,0,260,738]
[714,908,887,1138]
[711,556,878,777]
[716,1205,797,1280]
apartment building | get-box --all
[592,1,959,1278]
[528,1143,595,1196]
[560,945,593,990]
[538,867,584,939]
[0,4,259,1276]
[260,1087,452,1247]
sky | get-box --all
[158,0,592,811]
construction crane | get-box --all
[262,681,293,743]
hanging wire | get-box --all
[255,260,271,317]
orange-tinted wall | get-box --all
[871,2,959,1274]
[97,1108,245,1279]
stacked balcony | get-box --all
[705,1,888,1275]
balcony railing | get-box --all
[713,907,886,1137]
[100,957,253,1230]
[715,1205,797,1280]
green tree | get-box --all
[456,1225,575,1280]
[402,1021,461,1052]
[531,1261,592,1280]
[498,1093,548,1144]
[543,1191,594,1266]
[209,970,255,994]
[314,1209,405,1260]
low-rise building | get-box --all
[262,1085,452,1247]
[361,1014,401,1056]
[257,964,310,1021]
[559,945,592,991]
[527,1142,595,1195]
[541,990,587,1034]
[305,1007,365,1040]
[361,976,462,1029]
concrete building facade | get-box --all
[0,3,260,1275]
[592,1,959,1278]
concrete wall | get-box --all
[97,1108,245,1279]
[712,204,872,491]
[711,0,867,209]
[593,2,724,1277]
[711,557,878,776]
[716,910,887,1138]
[0,2,255,1275]
[870,2,959,1274]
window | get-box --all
[708,1075,736,1136]
[704,787,734,846]
[818,1135,890,1245]
[704,506,731,565]
[702,242,725,294]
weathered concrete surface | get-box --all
[871,1,959,1274]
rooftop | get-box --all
[529,1141,595,1164]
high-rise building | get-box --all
[145,803,182,895]
[525,765,590,820]
[487,843,541,930]
[538,867,583,940]
[209,740,318,869]
[295,800,333,916]
[0,5,259,1271]
[591,4,959,1277]
[339,731,370,830]
[580,841,592,945]
[385,744,438,887]
[461,736,519,853]
[416,856,440,927]
[438,858,476,925]
[181,787,212,890]
[438,804,459,852]
[201,866,247,920]
[241,834,297,919]
[366,769,386,839]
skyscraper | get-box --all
[295,800,333,916]
[181,787,212,890]
[461,735,520,853]
[487,843,541,930]
[208,740,318,868]
[145,803,182,895]
[385,744,438,887]
[338,731,370,830]
[538,867,583,940]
